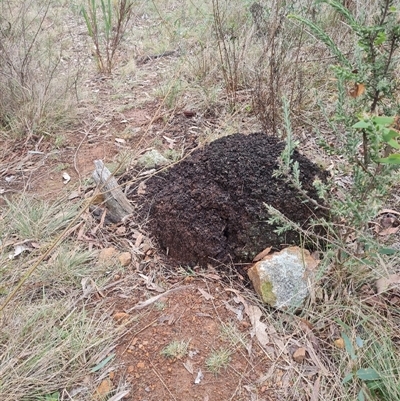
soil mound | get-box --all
[137,133,327,267]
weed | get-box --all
[161,340,190,359]
[205,347,232,374]
[212,0,251,111]
[81,0,134,74]
[220,322,247,349]
[0,195,120,400]
[0,0,80,137]
[265,2,400,399]
[3,196,77,241]
[269,0,400,260]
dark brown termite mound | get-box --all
[137,133,328,267]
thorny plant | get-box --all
[269,0,400,254]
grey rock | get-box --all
[137,149,169,168]
[248,247,318,309]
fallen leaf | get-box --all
[62,172,71,184]
[334,338,345,349]
[223,301,243,320]
[183,359,194,374]
[107,390,130,401]
[137,181,147,195]
[134,233,144,248]
[293,347,306,363]
[9,244,31,259]
[68,190,81,200]
[194,369,203,384]
[198,288,214,300]
[127,286,192,311]
[253,246,272,262]
[310,376,321,401]
[376,274,400,293]
[349,82,365,98]
[378,226,400,236]
[247,304,270,347]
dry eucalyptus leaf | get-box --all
[247,304,270,347]
[68,190,81,200]
[378,226,400,236]
[62,172,71,184]
[376,274,400,293]
[197,288,214,301]
[183,359,194,374]
[253,246,272,262]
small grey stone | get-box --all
[137,149,169,168]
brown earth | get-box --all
[111,277,311,401]
[135,132,327,268]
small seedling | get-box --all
[220,322,247,349]
[340,331,382,401]
[161,340,189,359]
[205,348,232,374]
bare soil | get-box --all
[112,279,288,401]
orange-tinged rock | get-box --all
[334,338,345,349]
[292,347,306,363]
[95,379,112,399]
[113,312,129,323]
[99,247,117,263]
[118,252,132,266]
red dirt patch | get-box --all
[113,280,279,401]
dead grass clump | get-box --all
[0,300,118,400]
[0,0,80,138]
[0,195,126,400]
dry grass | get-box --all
[0,0,83,138]
[0,196,128,400]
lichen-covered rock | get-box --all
[137,149,169,168]
[247,247,318,309]
[136,133,327,267]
